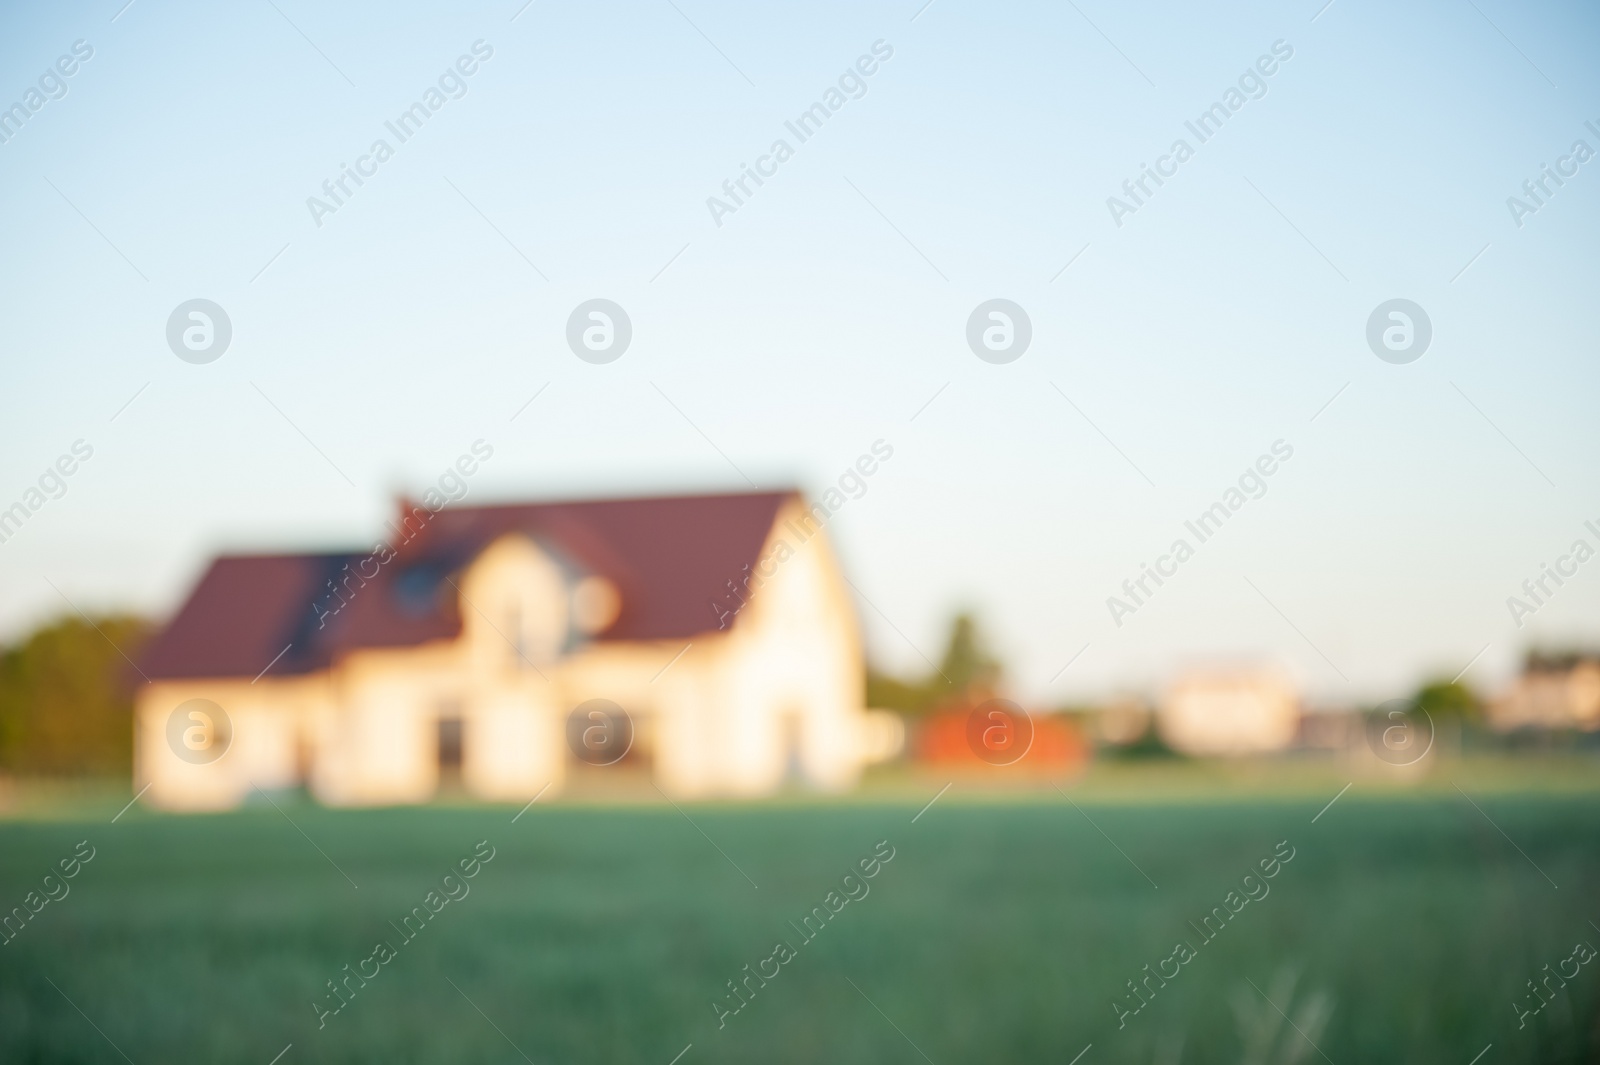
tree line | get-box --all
[0,614,150,775]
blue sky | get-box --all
[1,0,1597,705]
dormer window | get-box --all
[572,576,622,635]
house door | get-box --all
[437,715,464,790]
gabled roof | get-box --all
[141,490,795,681]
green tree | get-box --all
[864,670,931,716]
[936,613,1001,694]
[865,612,1002,714]
[0,614,152,775]
[1410,679,1480,724]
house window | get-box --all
[293,727,315,789]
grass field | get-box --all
[1,774,1598,1064]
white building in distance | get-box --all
[1158,669,1300,756]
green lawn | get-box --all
[1,784,1597,1064]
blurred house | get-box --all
[914,700,1089,772]
[135,490,881,809]
[1489,653,1600,731]
[1158,670,1300,756]
[1087,698,1152,746]
[1295,708,1363,752]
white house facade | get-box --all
[135,491,883,809]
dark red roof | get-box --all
[141,490,794,681]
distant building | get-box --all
[1294,708,1363,752]
[1088,698,1152,746]
[136,490,880,809]
[1158,670,1299,756]
[1489,653,1600,732]
[913,698,1089,772]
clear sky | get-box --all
[1,0,1597,706]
